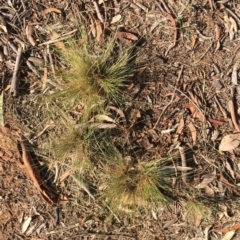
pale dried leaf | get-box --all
[35,222,46,235]
[229,17,237,32]
[173,117,184,143]
[221,231,235,240]
[26,24,36,46]
[95,19,102,42]
[225,160,235,179]
[28,57,44,67]
[232,70,237,85]
[211,129,220,141]
[111,14,121,24]
[195,171,216,189]
[219,134,240,151]
[95,114,116,123]
[26,222,38,236]
[195,213,202,228]
[205,185,215,197]
[22,217,32,234]
[224,15,231,32]
[151,210,158,220]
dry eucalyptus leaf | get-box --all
[95,114,116,123]
[116,32,138,41]
[219,134,240,151]
[221,231,235,240]
[22,217,32,234]
[211,129,219,141]
[111,14,121,24]
[195,171,216,189]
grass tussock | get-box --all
[55,36,137,108]
[102,156,175,213]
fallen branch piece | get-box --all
[11,46,23,96]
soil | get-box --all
[1,0,240,239]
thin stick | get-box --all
[11,46,23,96]
[38,29,77,46]
[47,45,55,78]
[93,0,104,23]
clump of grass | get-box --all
[55,34,137,109]
[102,156,176,213]
[51,124,93,174]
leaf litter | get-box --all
[1,0,240,239]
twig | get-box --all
[38,29,77,46]
[214,95,228,119]
[47,45,55,78]
[93,0,104,23]
[153,65,183,129]
[11,46,22,96]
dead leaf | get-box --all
[188,121,197,145]
[95,19,102,42]
[219,134,240,151]
[22,217,32,234]
[21,140,58,205]
[195,213,202,228]
[221,231,236,240]
[191,32,198,49]
[116,32,138,41]
[42,7,61,15]
[211,129,219,141]
[50,31,65,50]
[195,170,216,189]
[229,99,240,132]
[208,118,224,126]
[185,102,205,122]
[111,14,121,24]
[28,57,44,67]
[95,114,116,123]
[205,185,215,197]
[215,24,221,40]
[224,15,238,40]
[26,24,36,46]
[173,117,184,143]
